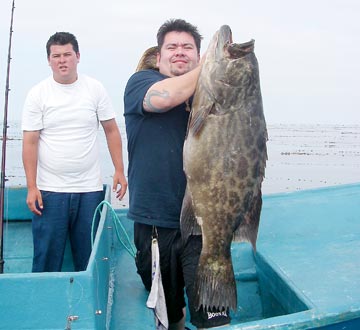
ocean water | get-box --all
[2,120,360,208]
[263,123,360,193]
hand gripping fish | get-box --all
[180,25,268,312]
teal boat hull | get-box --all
[1,183,360,329]
[109,183,360,330]
[0,185,113,330]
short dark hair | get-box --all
[157,19,202,54]
[46,32,79,57]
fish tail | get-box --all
[194,254,237,312]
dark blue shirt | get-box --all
[124,70,190,228]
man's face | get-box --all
[157,31,200,77]
[48,43,80,84]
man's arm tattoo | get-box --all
[143,89,170,113]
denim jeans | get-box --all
[32,190,104,272]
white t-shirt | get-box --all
[22,74,115,192]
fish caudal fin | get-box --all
[135,46,158,72]
[194,253,237,312]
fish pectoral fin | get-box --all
[189,103,215,136]
[233,195,262,250]
[180,186,202,241]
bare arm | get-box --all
[101,118,128,200]
[143,65,202,113]
[22,130,43,215]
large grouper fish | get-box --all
[180,25,267,312]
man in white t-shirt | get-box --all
[22,32,127,272]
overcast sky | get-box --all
[0,0,359,124]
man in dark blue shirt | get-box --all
[124,19,230,329]
[124,69,189,229]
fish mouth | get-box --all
[216,25,254,60]
[218,25,233,47]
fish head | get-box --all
[201,25,257,115]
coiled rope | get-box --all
[91,200,136,258]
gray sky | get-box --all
[0,0,359,124]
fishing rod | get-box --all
[0,0,16,274]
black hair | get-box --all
[46,32,79,57]
[157,19,202,54]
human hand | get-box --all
[112,171,128,200]
[26,187,43,215]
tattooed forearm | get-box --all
[143,89,170,113]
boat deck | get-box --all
[1,183,360,329]
[109,183,360,329]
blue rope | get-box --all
[91,200,136,258]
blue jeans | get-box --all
[32,190,104,272]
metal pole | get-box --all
[0,0,16,274]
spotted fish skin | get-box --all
[180,25,267,312]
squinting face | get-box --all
[157,31,200,77]
[48,43,80,84]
